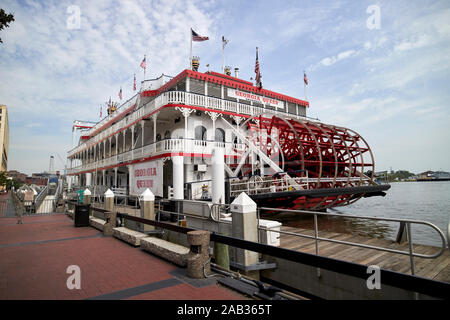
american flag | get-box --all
[191,29,209,42]
[304,71,308,86]
[255,47,262,89]
[118,87,122,100]
[100,105,102,118]
[133,74,136,91]
[140,56,146,70]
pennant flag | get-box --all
[118,87,122,100]
[140,56,146,70]
[191,28,209,42]
[255,47,262,89]
[304,71,308,86]
[133,74,136,91]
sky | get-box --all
[0,0,449,175]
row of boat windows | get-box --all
[155,126,226,143]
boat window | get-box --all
[195,126,207,141]
[215,128,225,142]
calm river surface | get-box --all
[273,181,450,247]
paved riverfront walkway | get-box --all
[0,214,244,300]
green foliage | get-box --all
[0,8,15,44]
[0,171,8,187]
[387,170,415,182]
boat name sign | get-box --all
[227,88,284,109]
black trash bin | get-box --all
[74,204,90,227]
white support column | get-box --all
[212,147,225,204]
[131,125,135,160]
[86,172,92,186]
[186,77,190,93]
[141,121,145,156]
[115,134,119,156]
[172,156,184,200]
[102,170,105,186]
[123,130,126,153]
[109,137,112,158]
[114,167,118,187]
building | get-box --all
[7,170,28,183]
[0,105,9,172]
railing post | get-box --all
[406,222,415,275]
[314,213,321,278]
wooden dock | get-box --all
[279,226,450,282]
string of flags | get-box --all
[98,30,309,120]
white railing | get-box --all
[68,91,309,158]
[67,139,245,175]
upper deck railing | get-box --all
[67,90,311,158]
[67,138,245,175]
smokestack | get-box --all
[234,67,239,78]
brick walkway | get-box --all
[0,214,244,300]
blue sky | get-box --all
[0,0,449,175]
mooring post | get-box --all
[186,230,211,279]
[211,147,229,270]
[103,189,116,236]
[231,192,259,278]
[140,188,155,232]
[83,188,91,205]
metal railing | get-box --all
[257,206,448,275]
[112,203,450,299]
[33,186,49,213]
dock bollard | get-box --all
[83,189,91,205]
[140,188,155,232]
[231,192,259,277]
[103,189,116,236]
[186,230,211,279]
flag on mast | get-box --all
[304,71,308,86]
[133,74,136,91]
[140,56,146,70]
[191,29,209,41]
[118,87,122,100]
[255,47,262,89]
[100,105,102,119]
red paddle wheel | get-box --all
[236,115,376,211]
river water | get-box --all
[273,181,450,247]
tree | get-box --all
[0,8,15,44]
[0,171,8,188]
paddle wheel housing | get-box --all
[233,115,376,210]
